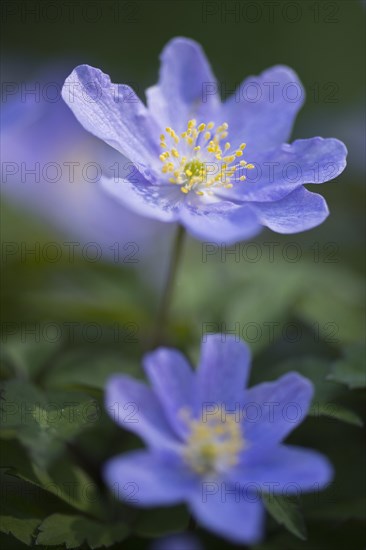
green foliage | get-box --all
[327,343,366,389]
[262,494,307,540]
[0,517,40,546]
[1,195,365,549]
[308,402,363,427]
[1,380,97,468]
[132,506,189,538]
[36,514,128,549]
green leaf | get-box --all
[133,505,189,538]
[308,401,363,427]
[28,264,153,328]
[40,348,143,391]
[36,514,128,549]
[262,494,307,541]
[327,343,366,389]
[0,469,73,545]
[249,357,341,402]
[1,380,97,468]
[0,338,61,381]
[0,516,40,545]
[1,441,107,523]
[294,264,365,345]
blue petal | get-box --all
[105,375,179,450]
[104,450,195,506]
[179,201,261,245]
[188,483,264,544]
[196,335,251,414]
[231,444,333,493]
[150,534,202,550]
[250,187,329,233]
[222,65,305,151]
[143,348,196,438]
[146,37,220,131]
[242,373,313,447]
[226,137,347,203]
[62,65,160,174]
[101,174,182,222]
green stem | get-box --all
[150,225,186,348]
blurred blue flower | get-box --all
[63,37,347,244]
[1,63,171,267]
[150,533,202,550]
[104,335,333,544]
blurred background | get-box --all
[1,1,365,549]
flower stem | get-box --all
[150,224,186,348]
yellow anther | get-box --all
[223,155,236,163]
[246,163,255,169]
[181,408,245,475]
[240,176,246,181]
[158,119,253,196]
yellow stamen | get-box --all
[181,408,245,475]
[158,119,254,196]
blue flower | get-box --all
[150,533,202,550]
[1,64,170,266]
[62,37,347,245]
[104,335,332,544]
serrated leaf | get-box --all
[0,516,40,545]
[36,514,128,549]
[0,380,97,467]
[262,494,307,540]
[1,441,106,523]
[308,401,363,426]
[327,343,365,389]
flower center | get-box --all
[181,409,245,476]
[159,119,254,196]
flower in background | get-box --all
[0,63,172,269]
[104,335,333,544]
[63,37,347,245]
[150,533,202,550]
